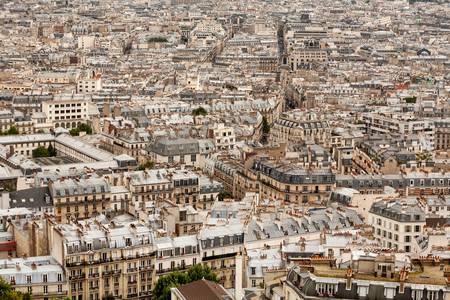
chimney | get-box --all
[345,266,353,290]
[299,237,306,252]
[235,252,244,300]
[399,266,408,293]
[320,229,327,245]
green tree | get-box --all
[69,124,92,136]
[102,294,115,300]
[0,277,31,300]
[78,123,92,134]
[32,146,49,158]
[260,116,271,143]
[262,116,270,134]
[47,144,57,157]
[69,128,80,136]
[147,37,168,43]
[138,160,155,171]
[7,126,19,135]
[192,107,207,116]
[217,190,232,201]
[404,96,417,104]
[187,264,218,282]
[153,265,218,300]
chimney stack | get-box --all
[345,266,353,290]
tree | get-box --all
[262,116,270,134]
[404,96,417,104]
[7,126,19,135]
[0,277,31,300]
[260,116,271,143]
[153,271,189,300]
[217,190,232,201]
[78,123,92,134]
[147,37,168,43]
[102,294,115,300]
[187,264,218,282]
[69,128,80,136]
[138,160,155,170]
[192,107,207,117]
[69,124,92,136]
[47,144,57,157]
[153,265,218,300]
[32,146,49,158]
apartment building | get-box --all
[362,113,435,150]
[199,224,244,289]
[147,138,201,167]
[154,235,200,278]
[100,133,148,159]
[208,123,236,151]
[369,199,426,252]
[252,159,335,204]
[336,172,450,196]
[51,218,156,300]
[287,45,328,71]
[0,109,14,132]
[172,170,199,206]
[0,256,67,300]
[284,256,450,300]
[123,170,172,208]
[434,118,450,151]
[49,177,111,223]
[271,112,331,147]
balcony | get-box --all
[69,273,86,280]
[127,268,138,273]
[138,265,153,271]
[88,273,100,278]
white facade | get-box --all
[210,123,235,150]
[369,204,425,253]
[77,36,96,49]
[77,77,102,94]
[42,98,89,129]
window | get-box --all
[405,236,411,242]
[405,225,411,232]
[415,225,420,232]
[251,267,256,275]
[43,274,48,283]
[43,286,48,294]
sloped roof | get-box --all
[177,279,232,300]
